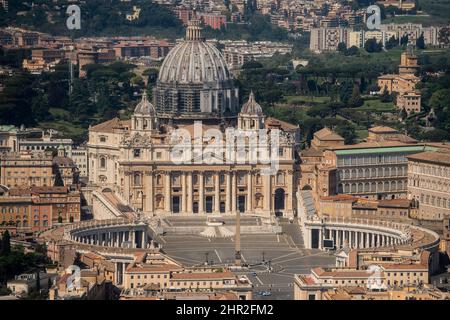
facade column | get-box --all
[286,171,293,214]
[336,230,341,249]
[214,173,220,213]
[147,172,154,213]
[226,173,231,213]
[199,172,205,214]
[231,171,237,213]
[181,173,187,213]
[247,171,253,213]
[131,230,136,248]
[164,172,171,212]
[306,228,312,249]
[318,228,323,249]
[141,230,145,248]
[187,172,193,213]
[263,174,271,214]
[124,171,131,203]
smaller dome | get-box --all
[134,91,156,116]
[241,91,263,115]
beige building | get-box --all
[87,92,299,218]
[407,150,450,221]
[122,252,253,300]
[87,19,301,219]
[0,125,18,153]
[309,27,350,52]
[0,151,54,188]
[377,49,422,114]
[321,284,449,300]
[294,261,429,300]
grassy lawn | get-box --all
[38,120,87,142]
[382,15,435,26]
[284,95,331,105]
[356,129,369,141]
[49,108,71,119]
[359,99,396,112]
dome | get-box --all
[154,15,239,121]
[134,91,156,116]
[158,41,231,84]
[240,91,263,115]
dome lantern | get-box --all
[132,91,158,132]
[238,91,265,130]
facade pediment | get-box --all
[191,151,225,164]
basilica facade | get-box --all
[87,17,300,219]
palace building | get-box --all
[87,16,300,219]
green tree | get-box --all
[337,42,347,54]
[345,46,359,56]
[348,85,363,108]
[416,33,425,49]
[364,38,382,53]
[400,34,409,46]
[335,123,357,144]
[0,231,11,256]
[380,87,392,102]
[385,35,398,50]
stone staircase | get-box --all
[199,226,235,238]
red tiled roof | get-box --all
[171,271,235,280]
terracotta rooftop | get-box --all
[31,186,69,194]
[90,118,130,133]
[369,126,398,133]
[406,151,450,166]
[126,263,181,273]
[312,267,374,278]
[378,199,411,208]
[320,194,359,202]
[301,147,324,157]
[171,271,235,280]
[265,117,298,130]
[380,264,428,270]
[314,127,344,141]
[329,140,423,150]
